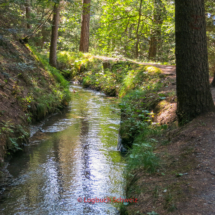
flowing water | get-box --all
[0,85,126,215]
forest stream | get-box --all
[0,85,125,215]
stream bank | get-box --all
[0,36,70,163]
[0,85,125,214]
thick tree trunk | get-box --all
[175,0,214,125]
[49,3,60,68]
[79,0,91,53]
[25,0,31,29]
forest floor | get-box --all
[125,111,215,215]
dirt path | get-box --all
[94,55,176,75]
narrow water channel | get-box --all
[0,85,126,215]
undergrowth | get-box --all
[57,51,101,79]
[121,90,168,175]
[64,52,171,175]
[0,37,72,159]
[26,45,71,120]
[0,120,29,153]
[59,51,173,187]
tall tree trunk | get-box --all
[175,0,214,125]
[25,0,31,29]
[49,3,60,68]
[79,0,91,53]
[148,35,157,60]
[135,0,143,58]
[148,0,164,61]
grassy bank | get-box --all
[0,36,70,160]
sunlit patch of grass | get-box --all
[118,66,163,97]
[145,66,162,74]
[57,51,100,78]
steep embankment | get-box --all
[0,36,70,161]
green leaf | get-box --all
[141,143,152,147]
[176,173,183,177]
[147,211,159,215]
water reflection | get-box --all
[0,85,125,214]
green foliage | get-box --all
[30,46,70,92]
[115,67,169,180]
[57,51,102,79]
[96,0,175,62]
[29,45,69,89]
[71,56,164,97]
[0,121,29,152]
[127,141,160,173]
[119,203,129,215]
[0,121,14,135]
[25,45,71,119]
[2,0,176,64]
[119,65,162,97]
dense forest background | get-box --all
[0,0,214,67]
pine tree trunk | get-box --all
[49,3,60,68]
[148,0,164,61]
[148,34,157,60]
[25,0,31,29]
[79,0,91,53]
[175,0,214,125]
[135,0,143,59]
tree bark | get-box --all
[175,0,214,125]
[148,0,164,61]
[25,0,31,29]
[148,35,157,60]
[79,0,91,53]
[49,3,60,68]
[135,0,143,58]
[211,70,215,87]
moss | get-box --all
[145,66,162,74]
